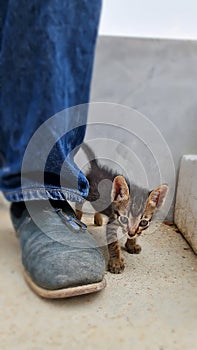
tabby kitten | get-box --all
[76,143,168,274]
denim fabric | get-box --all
[0,0,101,202]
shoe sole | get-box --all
[24,270,106,299]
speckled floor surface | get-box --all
[0,207,196,350]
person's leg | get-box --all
[0,0,105,298]
[0,0,101,201]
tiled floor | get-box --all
[0,208,196,350]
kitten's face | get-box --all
[111,176,168,238]
[115,204,153,238]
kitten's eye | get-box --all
[119,216,129,225]
[139,219,149,227]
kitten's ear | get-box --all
[148,184,168,209]
[111,176,129,202]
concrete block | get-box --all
[174,155,197,254]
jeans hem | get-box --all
[2,187,86,203]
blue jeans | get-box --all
[0,0,101,202]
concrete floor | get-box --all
[0,207,196,350]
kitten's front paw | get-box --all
[126,244,142,254]
[94,212,103,226]
[108,258,125,274]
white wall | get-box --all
[99,0,197,40]
[89,36,197,220]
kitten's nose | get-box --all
[129,226,138,237]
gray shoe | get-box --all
[10,200,106,298]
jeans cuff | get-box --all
[2,187,86,203]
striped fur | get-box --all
[76,144,168,274]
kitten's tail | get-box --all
[81,143,99,169]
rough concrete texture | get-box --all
[0,208,196,350]
[175,155,197,254]
[0,193,9,209]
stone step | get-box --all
[174,155,197,254]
